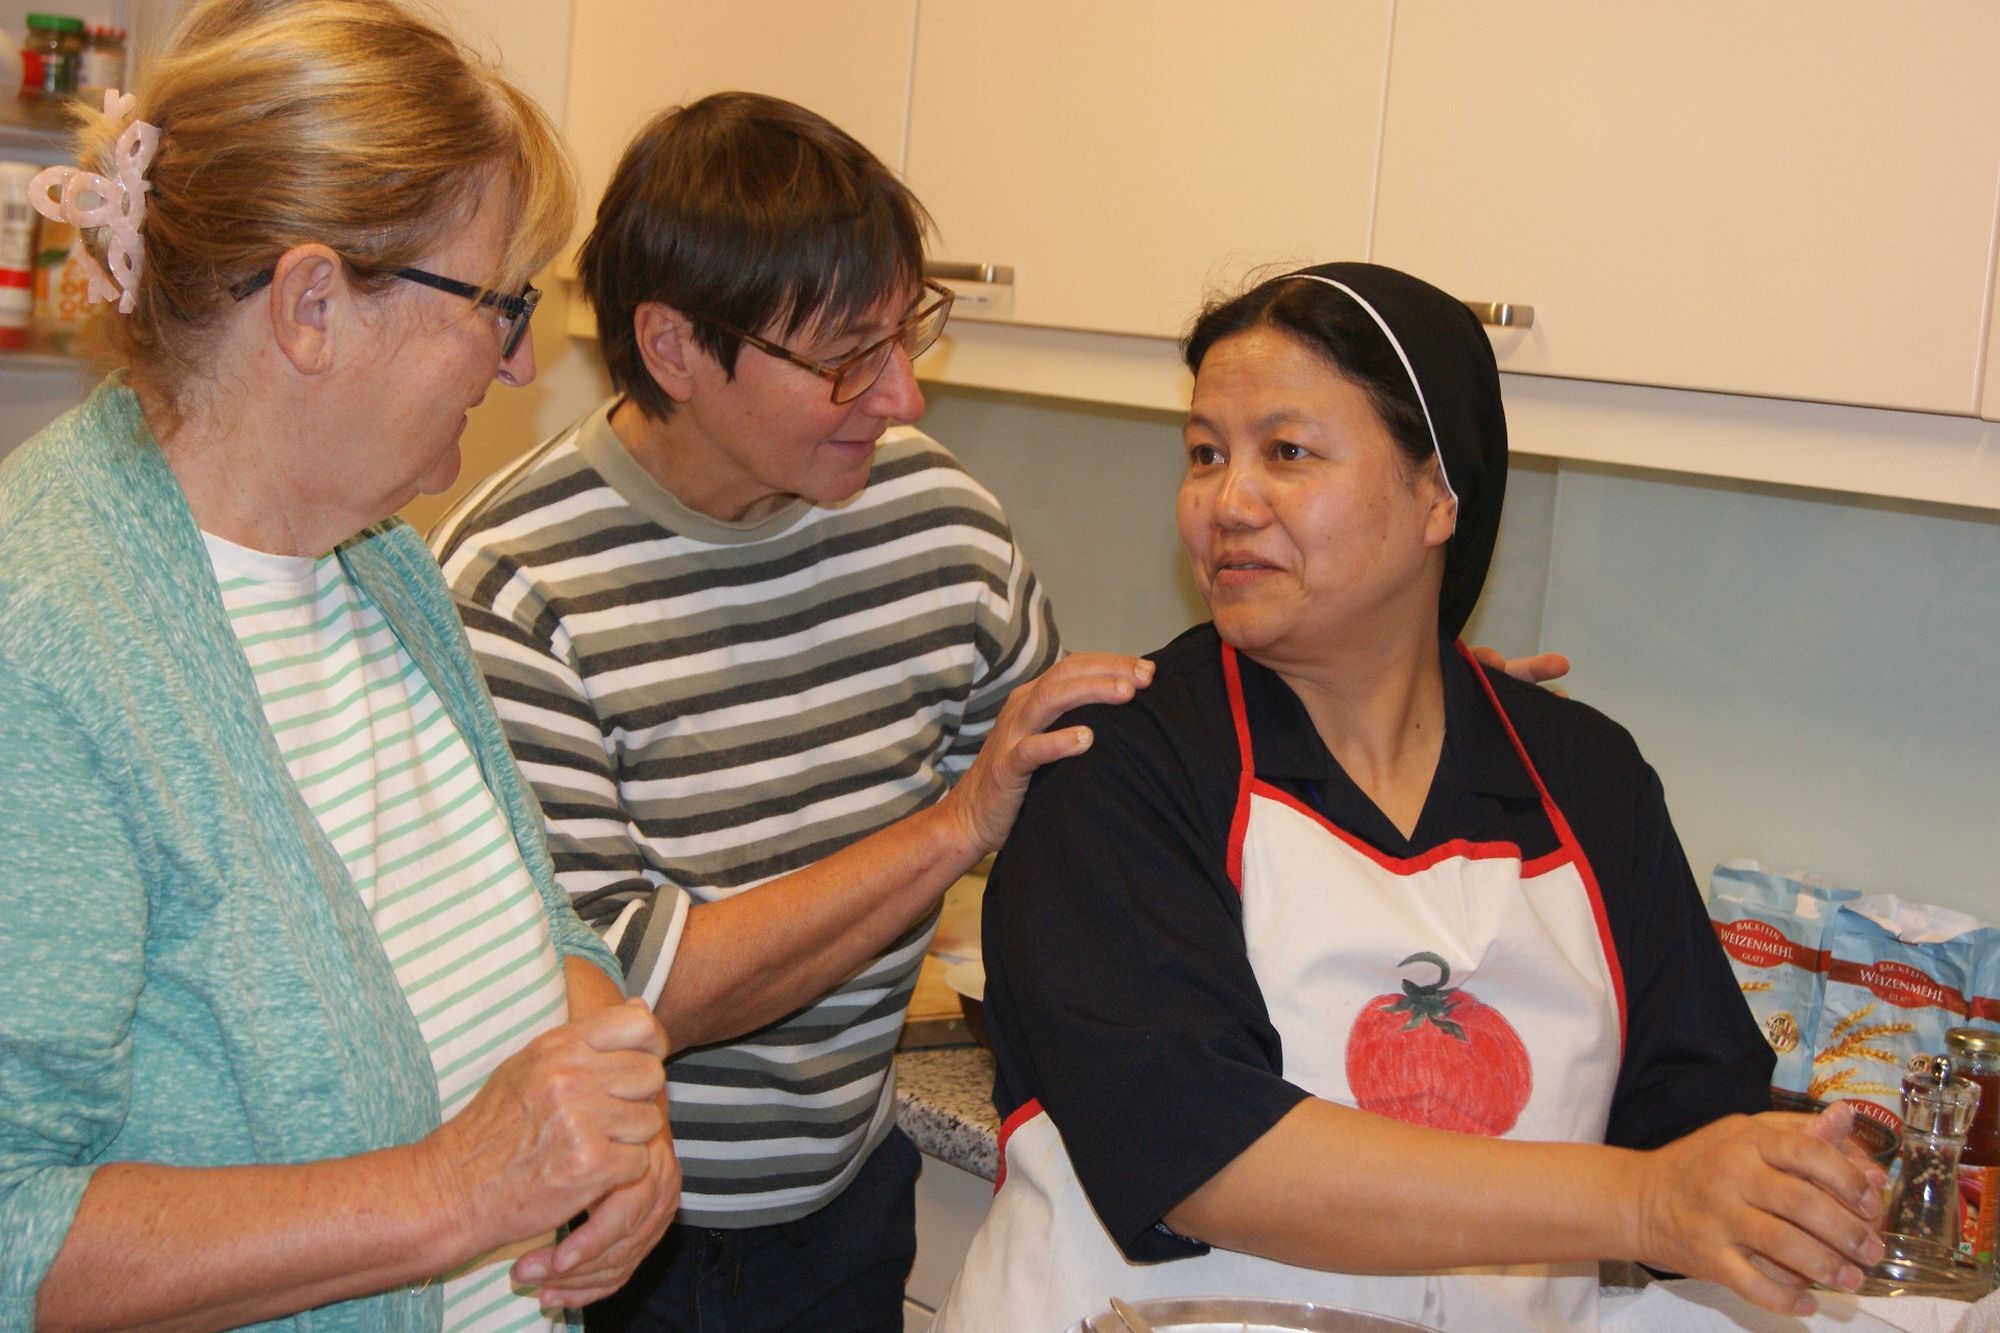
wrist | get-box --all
[397,1132,483,1278]
[928,785,994,866]
[1601,1145,1655,1266]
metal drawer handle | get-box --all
[925,260,1015,286]
[1465,300,1534,329]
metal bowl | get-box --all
[1068,1297,1442,1332]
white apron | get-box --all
[935,643,1628,1332]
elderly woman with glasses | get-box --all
[0,2,677,1327]
[0,13,1149,1329]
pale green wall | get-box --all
[924,382,2000,926]
[1542,465,2000,922]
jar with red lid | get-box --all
[78,23,126,101]
[1946,1026,2000,1275]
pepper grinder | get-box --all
[1882,1055,1981,1262]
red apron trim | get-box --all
[1217,636,1628,1049]
[994,1098,1045,1193]
[1454,642,1627,1051]
[1252,778,1536,875]
[1222,645,1256,894]
[1520,847,1574,879]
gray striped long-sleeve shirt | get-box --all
[430,398,1058,1225]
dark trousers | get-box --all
[586,1127,920,1333]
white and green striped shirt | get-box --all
[207,532,572,1333]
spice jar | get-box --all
[19,14,84,102]
[31,214,90,353]
[77,23,125,101]
[1947,1027,2000,1275]
[0,161,38,351]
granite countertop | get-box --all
[894,1044,1000,1181]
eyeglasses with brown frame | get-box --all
[699,279,955,404]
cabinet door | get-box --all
[1371,5,2000,415]
[564,0,917,259]
[904,0,1390,339]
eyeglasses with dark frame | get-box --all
[699,279,955,405]
[229,265,541,361]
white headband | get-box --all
[1284,272,1459,528]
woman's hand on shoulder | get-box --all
[1627,1103,1887,1316]
[417,997,673,1272]
[1467,644,1570,692]
[942,652,1155,854]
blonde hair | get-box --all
[67,0,575,423]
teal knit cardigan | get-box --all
[0,381,620,1331]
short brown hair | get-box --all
[578,91,931,422]
[67,0,575,427]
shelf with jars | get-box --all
[4,3,150,369]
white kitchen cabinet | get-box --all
[903,0,1389,339]
[559,0,918,332]
[904,1151,992,1324]
[1370,4,2000,415]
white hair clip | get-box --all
[29,90,160,315]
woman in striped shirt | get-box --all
[0,3,675,1329]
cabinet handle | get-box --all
[925,260,1015,286]
[1465,300,1534,329]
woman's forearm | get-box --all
[1164,1099,1642,1273]
[658,801,975,1049]
[1163,1096,1885,1311]
[35,1145,466,1333]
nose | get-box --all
[1209,457,1268,529]
[496,327,538,388]
[855,342,925,425]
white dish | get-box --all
[941,958,985,1003]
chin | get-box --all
[1209,610,1277,655]
[416,447,464,496]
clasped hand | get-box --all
[420,997,678,1308]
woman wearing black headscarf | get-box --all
[934,265,1885,1331]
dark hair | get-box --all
[1182,277,1433,477]
[578,91,932,421]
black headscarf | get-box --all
[1236,262,1509,639]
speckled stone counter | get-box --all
[894,1045,1000,1181]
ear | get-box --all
[632,302,699,403]
[265,244,350,377]
[1420,466,1459,550]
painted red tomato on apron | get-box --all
[1345,951,1533,1136]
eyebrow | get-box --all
[814,289,927,347]
[1184,406,1319,435]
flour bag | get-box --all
[1708,861,1858,1096]
[1811,895,1992,1133]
